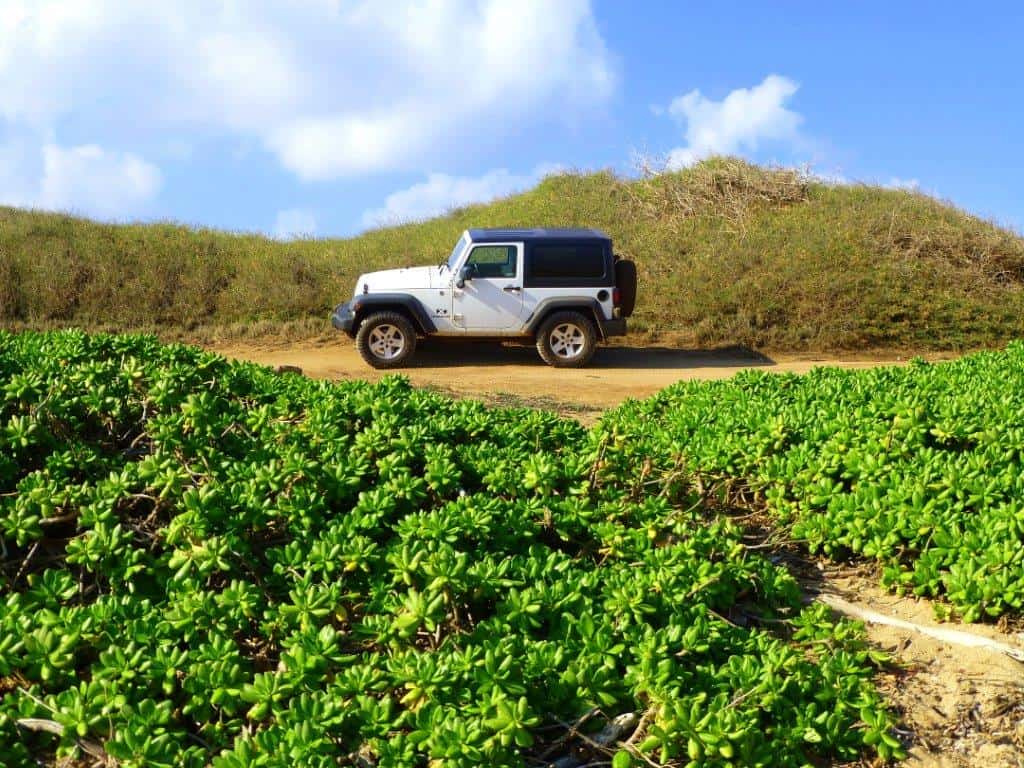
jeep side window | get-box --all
[528,244,605,279]
[465,245,517,279]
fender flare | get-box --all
[524,297,610,338]
[350,294,437,334]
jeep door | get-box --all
[452,243,524,331]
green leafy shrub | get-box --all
[596,341,1024,622]
[0,330,894,766]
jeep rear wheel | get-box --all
[535,311,597,368]
[355,311,417,368]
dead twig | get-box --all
[16,718,109,761]
[539,707,601,760]
[623,706,656,747]
[13,541,39,586]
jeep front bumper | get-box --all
[331,301,356,336]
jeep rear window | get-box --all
[529,244,605,279]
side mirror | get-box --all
[456,263,475,288]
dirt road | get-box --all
[212,339,911,417]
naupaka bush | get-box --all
[0,330,895,767]
[596,342,1024,622]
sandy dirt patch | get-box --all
[812,567,1024,767]
[210,339,914,420]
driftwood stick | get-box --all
[818,593,1024,663]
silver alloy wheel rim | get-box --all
[549,322,585,359]
[368,324,405,360]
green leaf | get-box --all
[802,727,822,743]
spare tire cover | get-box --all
[614,259,637,318]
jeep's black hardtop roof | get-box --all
[466,227,610,244]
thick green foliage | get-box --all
[597,342,1024,622]
[0,331,894,766]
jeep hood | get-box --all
[354,266,445,294]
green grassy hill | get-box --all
[2,157,1022,351]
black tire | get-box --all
[355,311,417,369]
[535,311,597,368]
[614,258,637,318]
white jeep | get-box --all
[331,228,636,368]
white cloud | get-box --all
[806,168,848,185]
[665,75,804,168]
[274,208,317,240]
[0,137,161,218]
[39,144,161,217]
[886,176,920,190]
[267,112,417,180]
[0,0,614,182]
[361,164,562,228]
[0,133,38,206]
[803,171,924,191]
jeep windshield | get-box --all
[444,232,470,271]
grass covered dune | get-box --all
[2,158,1023,351]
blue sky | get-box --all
[1,1,1021,237]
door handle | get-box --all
[503,286,521,293]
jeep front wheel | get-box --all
[535,311,597,367]
[355,312,417,368]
